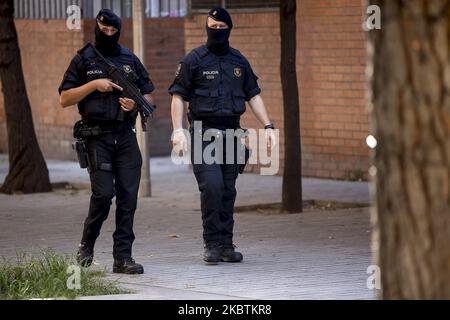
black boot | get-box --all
[203,242,221,264]
[113,258,144,274]
[76,243,94,267]
[220,244,243,263]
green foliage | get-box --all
[0,250,127,300]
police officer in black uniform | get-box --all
[169,7,276,264]
[58,9,154,274]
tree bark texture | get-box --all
[369,0,450,299]
[280,0,303,213]
[0,0,51,194]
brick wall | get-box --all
[1,2,370,180]
[297,0,369,180]
[183,1,370,180]
[0,19,84,160]
[0,17,184,159]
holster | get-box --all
[72,139,92,173]
[72,120,104,173]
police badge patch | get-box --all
[123,65,132,73]
[234,67,242,77]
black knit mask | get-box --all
[206,27,231,56]
[95,22,121,56]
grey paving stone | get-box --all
[0,155,377,300]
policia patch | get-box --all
[234,67,242,77]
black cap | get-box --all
[96,8,121,30]
[208,6,232,29]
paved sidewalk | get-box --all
[0,155,376,299]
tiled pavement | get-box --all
[0,155,377,299]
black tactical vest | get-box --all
[189,46,247,118]
[74,45,138,122]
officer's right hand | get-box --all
[172,129,188,156]
[94,78,123,93]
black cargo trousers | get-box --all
[190,125,246,246]
[80,122,142,260]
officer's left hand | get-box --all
[119,97,136,112]
[265,128,277,150]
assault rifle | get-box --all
[89,43,156,131]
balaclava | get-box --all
[206,6,233,56]
[95,9,121,56]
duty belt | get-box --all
[82,120,133,133]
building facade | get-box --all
[0,0,370,180]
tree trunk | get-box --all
[0,0,51,194]
[280,0,302,213]
[369,0,450,299]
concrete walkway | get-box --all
[0,155,376,299]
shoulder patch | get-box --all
[175,63,182,77]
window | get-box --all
[99,0,188,18]
[14,0,87,19]
[190,0,279,11]
[12,0,276,19]
[13,0,188,19]
[226,0,279,9]
[191,0,221,11]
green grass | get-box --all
[0,250,128,300]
